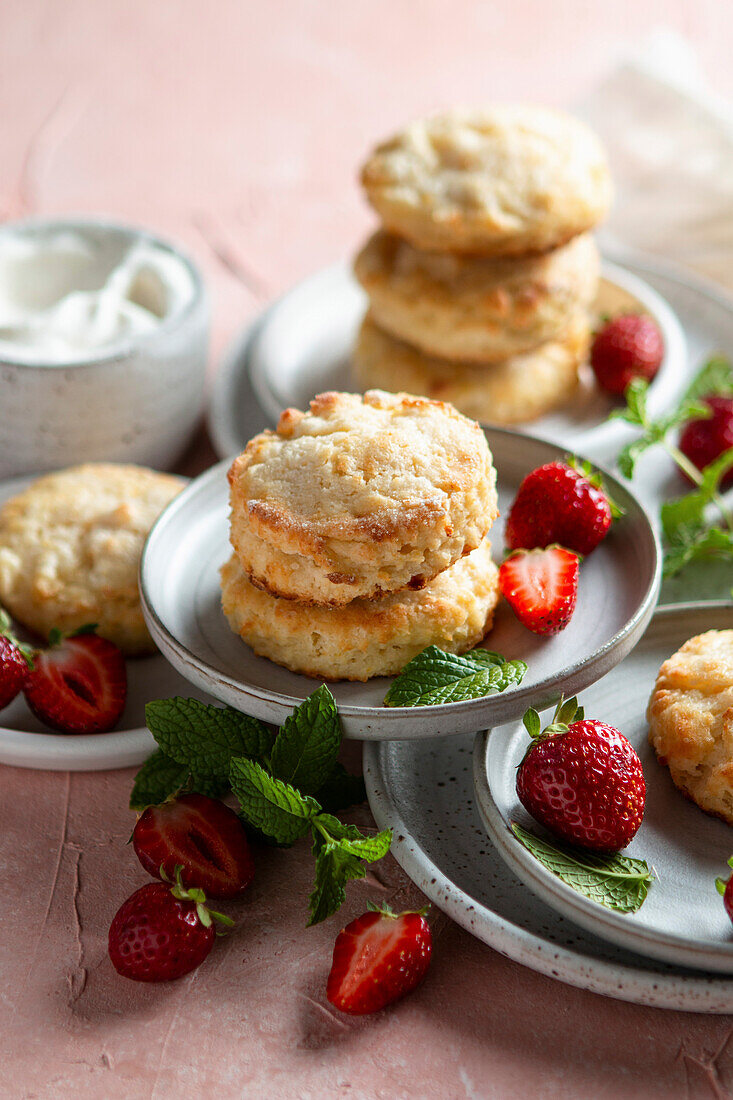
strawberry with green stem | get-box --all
[716,857,733,924]
[0,609,34,711]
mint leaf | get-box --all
[661,448,733,541]
[385,646,527,707]
[511,822,652,913]
[309,842,365,926]
[129,750,188,810]
[146,697,272,778]
[270,685,341,794]
[663,524,733,578]
[681,354,733,406]
[314,813,392,861]
[129,749,230,810]
[229,756,320,844]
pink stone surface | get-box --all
[2,3,733,1097]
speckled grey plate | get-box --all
[242,258,686,457]
[363,693,733,1011]
[474,602,733,975]
[140,430,660,740]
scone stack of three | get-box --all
[221,389,500,681]
[353,106,613,424]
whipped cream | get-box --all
[0,225,195,364]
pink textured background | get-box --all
[2,2,733,1097]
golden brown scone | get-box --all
[360,106,612,256]
[352,315,588,425]
[220,537,499,681]
[354,230,599,363]
[647,630,733,824]
[0,464,184,655]
[227,389,498,606]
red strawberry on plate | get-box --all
[505,461,614,555]
[133,793,255,899]
[679,395,733,488]
[327,904,432,1015]
[591,313,664,395]
[498,547,579,635]
[0,609,34,711]
[516,697,646,852]
[108,866,233,983]
[23,626,127,734]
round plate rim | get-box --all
[472,600,733,975]
[139,432,661,738]
[362,636,733,1014]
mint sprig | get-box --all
[132,687,383,925]
[384,646,527,707]
[511,822,652,913]
[611,356,733,577]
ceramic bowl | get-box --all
[0,217,209,478]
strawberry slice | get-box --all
[133,793,255,899]
[326,904,432,1015]
[498,547,579,635]
[23,628,127,733]
[0,609,34,711]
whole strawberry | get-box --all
[108,866,233,982]
[0,609,34,711]
[716,858,733,924]
[327,904,432,1015]
[679,395,733,489]
[133,793,254,899]
[516,697,646,852]
[24,626,126,734]
[591,313,664,395]
[505,461,614,555]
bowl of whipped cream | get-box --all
[0,218,209,478]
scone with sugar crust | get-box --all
[228,389,498,606]
[352,315,587,425]
[220,537,499,681]
[361,106,612,256]
[0,464,184,655]
[354,229,599,364]
[647,630,733,824]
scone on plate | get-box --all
[360,106,612,256]
[354,230,599,364]
[647,630,733,824]
[227,389,498,606]
[220,537,499,681]
[353,315,587,425]
[0,464,184,656]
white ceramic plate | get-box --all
[473,602,733,974]
[140,430,660,740]
[0,475,211,771]
[243,257,685,454]
[362,649,733,1013]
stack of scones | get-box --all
[353,106,612,424]
[220,389,500,681]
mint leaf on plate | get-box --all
[385,646,527,707]
[129,748,230,810]
[270,685,341,795]
[230,756,320,845]
[511,822,652,913]
[145,697,272,778]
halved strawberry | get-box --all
[326,904,432,1015]
[23,627,127,734]
[133,793,255,899]
[498,547,579,635]
[0,609,34,711]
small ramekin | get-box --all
[0,217,209,478]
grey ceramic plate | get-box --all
[243,259,686,456]
[140,430,660,740]
[473,602,733,974]
[362,682,733,1011]
[0,476,216,772]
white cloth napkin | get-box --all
[579,29,733,291]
